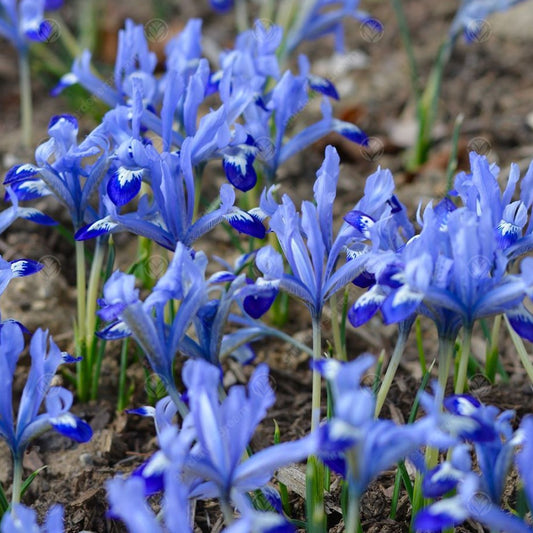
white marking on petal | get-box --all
[89,217,118,233]
[454,397,477,416]
[426,496,468,522]
[329,419,357,441]
[356,288,385,308]
[430,462,461,483]
[116,167,144,187]
[226,210,255,224]
[143,451,170,477]
[224,151,250,177]
[16,164,38,175]
[319,360,341,381]
[18,181,50,194]
[499,220,518,236]
[51,414,78,428]
[391,285,421,307]
[10,261,33,276]
[61,72,78,85]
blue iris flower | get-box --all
[376,206,533,340]
[453,152,533,259]
[53,19,157,106]
[416,395,530,532]
[421,395,518,502]
[75,148,264,248]
[0,321,92,471]
[97,244,208,410]
[314,356,430,492]
[449,0,527,43]
[347,154,533,343]
[97,244,272,411]
[128,359,315,523]
[0,0,62,52]
[416,472,532,533]
[72,76,265,243]
[108,360,313,532]
[284,0,368,55]
[239,51,366,182]
[1,503,63,533]
[341,165,415,327]
[254,146,367,320]
[4,115,110,231]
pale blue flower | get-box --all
[314,356,430,500]
[1,503,63,533]
[416,394,530,532]
[0,0,62,52]
[255,146,366,320]
[4,115,110,231]
[0,322,91,464]
[53,19,157,105]
[450,0,528,43]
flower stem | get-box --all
[75,240,87,343]
[234,0,248,33]
[455,326,473,394]
[306,317,326,532]
[311,316,322,432]
[18,49,32,149]
[11,457,22,507]
[221,499,234,526]
[485,314,502,383]
[85,239,106,359]
[75,240,88,399]
[375,319,412,417]
[345,491,360,533]
[437,335,455,393]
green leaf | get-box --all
[21,465,47,498]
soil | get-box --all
[0,0,532,531]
